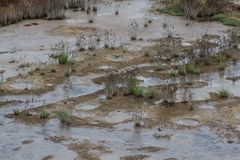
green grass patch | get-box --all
[217,89,229,98]
[218,62,225,71]
[58,53,69,65]
[213,13,240,26]
[170,70,179,77]
[178,62,200,76]
[216,54,226,63]
[160,6,240,27]
[40,111,49,119]
[131,86,144,97]
[58,111,71,125]
[144,87,157,99]
[160,7,184,16]
[155,63,164,71]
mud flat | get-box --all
[0,0,240,160]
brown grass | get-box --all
[0,0,86,26]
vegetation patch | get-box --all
[218,89,229,98]
[58,111,71,125]
[158,0,240,26]
[213,14,240,26]
[40,111,50,119]
[178,62,200,76]
[160,7,184,16]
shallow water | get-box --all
[198,102,216,110]
[0,67,239,159]
[1,118,240,160]
[174,118,201,127]
[1,70,240,159]
[74,103,98,111]
[9,81,33,90]
[0,0,238,159]
[0,74,104,115]
[139,62,240,101]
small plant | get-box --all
[178,62,200,76]
[144,23,148,28]
[131,107,144,128]
[177,65,186,76]
[103,30,117,49]
[87,12,96,24]
[156,63,164,71]
[155,35,181,60]
[52,41,71,64]
[128,20,139,41]
[92,6,98,12]
[58,111,71,125]
[13,109,20,116]
[51,69,56,73]
[76,33,87,51]
[170,70,178,77]
[198,36,215,64]
[144,87,157,99]
[40,111,49,119]
[218,89,229,98]
[127,77,139,94]
[105,70,119,99]
[125,74,143,97]
[132,86,144,97]
[218,62,225,71]
[162,83,177,106]
[144,51,150,57]
[105,82,118,99]
[59,53,69,64]
[143,15,152,28]
[216,54,226,63]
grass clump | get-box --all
[160,7,184,16]
[128,77,139,93]
[160,2,240,27]
[156,63,164,71]
[178,63,200,76]
[144,87,157,99]
[218,62,225,71]
[127,77,144,97]
[58,53,69,65]
[144,51,150,57]
[40,111,49,119]
[132,86,144,97]
[58,111,71,125]
[218,89,229,98]
[170,70,179,77]
[213,14,240,26]
[216,54,226,63]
